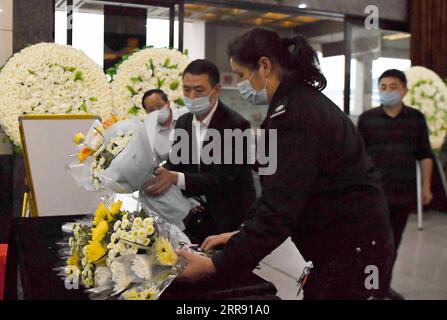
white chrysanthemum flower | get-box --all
[110,256,138,292]
[94,266,113,289]
[0,43,112,146]
[404,66,447,150]
[113,221,122,232]
[111,48,190,117]
[131,254,153,280]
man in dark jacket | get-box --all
[144,59,256,243]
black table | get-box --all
[4,216,278,300]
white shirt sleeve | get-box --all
[176,172,186,190]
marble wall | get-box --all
[13,0,54,53]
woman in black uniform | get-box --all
[177,28,394,300]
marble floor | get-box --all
[253,211,447,300]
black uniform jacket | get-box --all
[212,75,394,274]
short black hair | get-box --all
[183,59,220,87]
[378,69,407,87]
[142,89,168,107]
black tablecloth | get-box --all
[4,216,278,300]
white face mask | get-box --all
[237,72,268,105]
[184,89,216,116]
[157,105,170,124]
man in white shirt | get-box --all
[142,89,188,166]
[144,60,256,243]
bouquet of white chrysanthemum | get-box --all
[68,114,194,230]
[56,198,192,300]
[70,114,154,193]
[404,66,447,150]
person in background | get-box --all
[144,60,256,244]
[142,89,188,166]
[358,69,434,300]
[175,28,395,300]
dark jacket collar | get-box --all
[261,75,303,128]
[208,100,226,130]
[269,75,300,113]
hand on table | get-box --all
[176,250,216,282]
[200,231,239,252]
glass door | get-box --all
[345,20,411,119]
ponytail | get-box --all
[228,28,327,91]
[282,35,327,91]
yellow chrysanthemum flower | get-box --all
[91,220,108,242]
[123,289,140,300]
[67,251,79,267]
[140,287,159,300]
[107,200,123,220]
[73,132,85,145]
[93,202,109,226]
[155,237,178,266]
[86,240,107,264]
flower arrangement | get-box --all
[0,43,112,147]
[70,114,154,193]
[69,114,193,230]
[404,66,447,150]
[110,48,190,118]
[59,199,190,300]
[73,114,133,188]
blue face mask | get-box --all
[184,90,215,116]
[237,72,268,106]
[379,91,402,107]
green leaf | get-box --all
[157,78,166,89]
[174,97,185,106]
[126,85,137,96]
[128,106,140,115]
[74,71,84,81]
[64,66,77,72]
[163,58,171,68]
[89,97,98,102]
[169,80,179,90]
[106,66,117,80]
[28,69,37,75]
[13,144,22,155]
[167,63,178,70]
[149,59,155,75]
[67,107,73,113]
[130,76,143,83]
[183,49,189,56]
[80,102,87,112]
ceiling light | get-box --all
[382,33,411,41]
[298,4,307,9]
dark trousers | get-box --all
[381,202,412,290]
